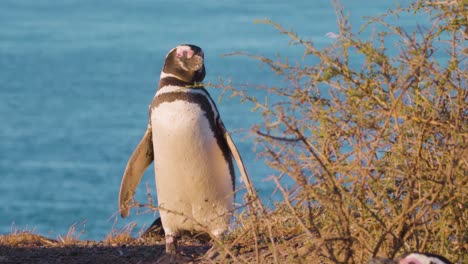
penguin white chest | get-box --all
[152,100,213,156]
[150,99,233,236]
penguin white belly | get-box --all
[151,100,233,237]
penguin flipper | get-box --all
[220,123,256,199]
[119,126,154,218]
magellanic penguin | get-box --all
[368,252,453,264]
[118,44,252,254]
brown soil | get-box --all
[0,234,212,264]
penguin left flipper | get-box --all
[219,121,256,199]
[119,126,154,217]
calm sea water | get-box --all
[0,1,418,240]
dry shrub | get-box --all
[217,1,467,263]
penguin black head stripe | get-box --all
[161,44,206,84]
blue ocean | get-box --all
[0,1,420,240]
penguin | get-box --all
[368,252,453,264]
[118,44,249,255]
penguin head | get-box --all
[162,44,206,83]
[397,253,452,264]
[368,253,452,264]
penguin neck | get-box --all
[158,74,205,90]
[158,76,192,89]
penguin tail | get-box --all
[141,217,165,239]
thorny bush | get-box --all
[217,1,467,263]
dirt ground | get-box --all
[0,235,212,264]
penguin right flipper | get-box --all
[119,126,154,218]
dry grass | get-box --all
[0,231,58,248]
[0,222,136,248]
[56,221,87,245]
[104,222,138,245]
[0,222,88,248]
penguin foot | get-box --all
[165,235,178,254]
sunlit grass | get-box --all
[104,222,137,245]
